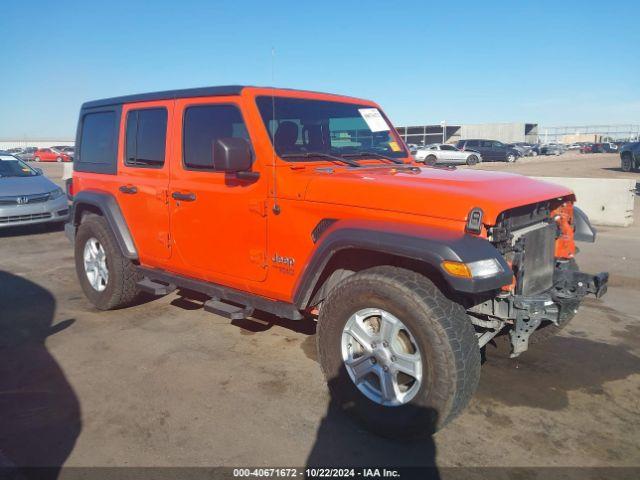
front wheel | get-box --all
[317,266,480,438]
[466,154,479,166]
[621,156,632,172]
[506,153,517,163]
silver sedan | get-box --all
[414,143,482,166]
[0,153,69,228]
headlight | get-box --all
[48,188,64,200]
[442,258,504,279]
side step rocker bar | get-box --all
[137,267,304,321]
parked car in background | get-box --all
[455,139,520,162]
[415,143,482,165]
[5,148,23,155]
[620,142,640,172]
[59,146,75,159]
[540,143,565,156]
[0,152,69,228]
[512,142,539,156]
[567,143,582,150]
[15,147,37,161]
[33,147,72,162]
[580,143,594,154]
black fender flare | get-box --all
[292,220,513,308]
[69,190,138,259]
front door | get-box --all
[168,98,268,283]
[116,101,172,263]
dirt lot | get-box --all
[1,157,639,471]
[470,151,636,180]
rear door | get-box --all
[116,101,173,263]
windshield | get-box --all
[0,155,38,177]
[256,96,408,161]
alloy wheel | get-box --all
[341,308,423,407]
[83,237,109,291]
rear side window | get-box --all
[125,108,168,167]
[183,104,249,170]
[75,108,120,174]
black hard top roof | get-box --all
[82,85,247,109]
[81,85,369,110]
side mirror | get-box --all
[212,137,253,174]
[34,168,43,175]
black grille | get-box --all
[0,213,52,224]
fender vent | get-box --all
[311,218,337,243]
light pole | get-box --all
[440,121,446,144]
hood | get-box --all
[303,166,573,225]
[0,175,58,196]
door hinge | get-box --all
[159,232,171,249]
[249,249,267,268]
[157,189,169,204]
[249,200,268,217]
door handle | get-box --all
[119,185,138,194]
[172,191,196,202]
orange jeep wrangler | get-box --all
[65,86,608,437]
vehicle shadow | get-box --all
[305,377,440,476]
[0,270,81,478]
[0,222,65,239]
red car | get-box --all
[33,147,72,162]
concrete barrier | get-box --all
[532,177,635,227]
[62,162,73,181]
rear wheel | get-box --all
[466,154,479,166]
[317,266,480,438]
[425,155,437,166]
[75,214,142,310]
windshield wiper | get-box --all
[280,152,361,167]
[342,151,404,164]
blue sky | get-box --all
[1,0,638,138]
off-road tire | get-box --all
[466,154,479,166]
[75,214,142,310]
[425,155,437,166]
[621,155,632,172]
[317,266,480,438]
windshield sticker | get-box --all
[388,141,401,152]
[358,108,390,132]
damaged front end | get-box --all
[468,200,608,357]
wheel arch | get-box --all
[70,190,138,260]
[292,221,513,309]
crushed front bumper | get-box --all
[469,266,609,357]
[509,268,608,356]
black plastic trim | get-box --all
[138,267,303,321]
[293,220,513,308]
[74,105,122,175]
[70,191,138,259]
[573,206,597,243]
[82,85,246,109]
